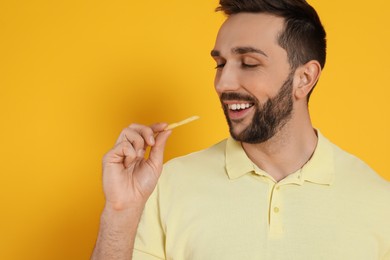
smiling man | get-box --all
[92,1,390,259]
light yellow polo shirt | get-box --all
[133,132,390,259]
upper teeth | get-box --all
[229,103,251,111]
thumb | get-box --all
[147,130,172,171]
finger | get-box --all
[115,125,150,155]
[115,125,141,145]
[103,140,137,166]
[124,147,145,168]
[147,129,172,172]
[150,122,169,133]
[132,124,157,146]
[115,123,168,150]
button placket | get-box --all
[269,184,283,237]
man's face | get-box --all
[211,13,295,143]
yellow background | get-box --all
[0,0,389,259]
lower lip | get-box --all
[228,106,254,121]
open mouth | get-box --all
[224,102,255,121]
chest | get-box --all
[162,177,382,260]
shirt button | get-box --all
[276,186,280,190]
[274,207,280,213]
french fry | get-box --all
[164,116,200,131]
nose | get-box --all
[214,63,240,94]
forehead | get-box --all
[214,12,285,54]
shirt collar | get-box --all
[225,130,335,185]
[300,130,335,185]
[225,137,257,179]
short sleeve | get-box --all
[132,185,166,260]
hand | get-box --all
[102,123,172,211]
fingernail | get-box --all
[149,136,155,145]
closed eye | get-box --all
[241,56,261,69]
[242,63,259,68]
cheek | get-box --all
[242,74,275,101]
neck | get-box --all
[241,112,317,182]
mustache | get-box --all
[220,92,258,103]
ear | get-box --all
[293,60,322,100]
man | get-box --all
[92,0,390,259]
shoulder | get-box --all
[163,139,227,172]
[156,139,229,194]
[333,142,388,181]
[329,139,390,198]
[156,139,229,205]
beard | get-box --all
[220,73,294,144]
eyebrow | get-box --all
[210,46,268,58]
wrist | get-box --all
[100,205,144,233]
[104,196,147,212]
[103,203,144,217]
